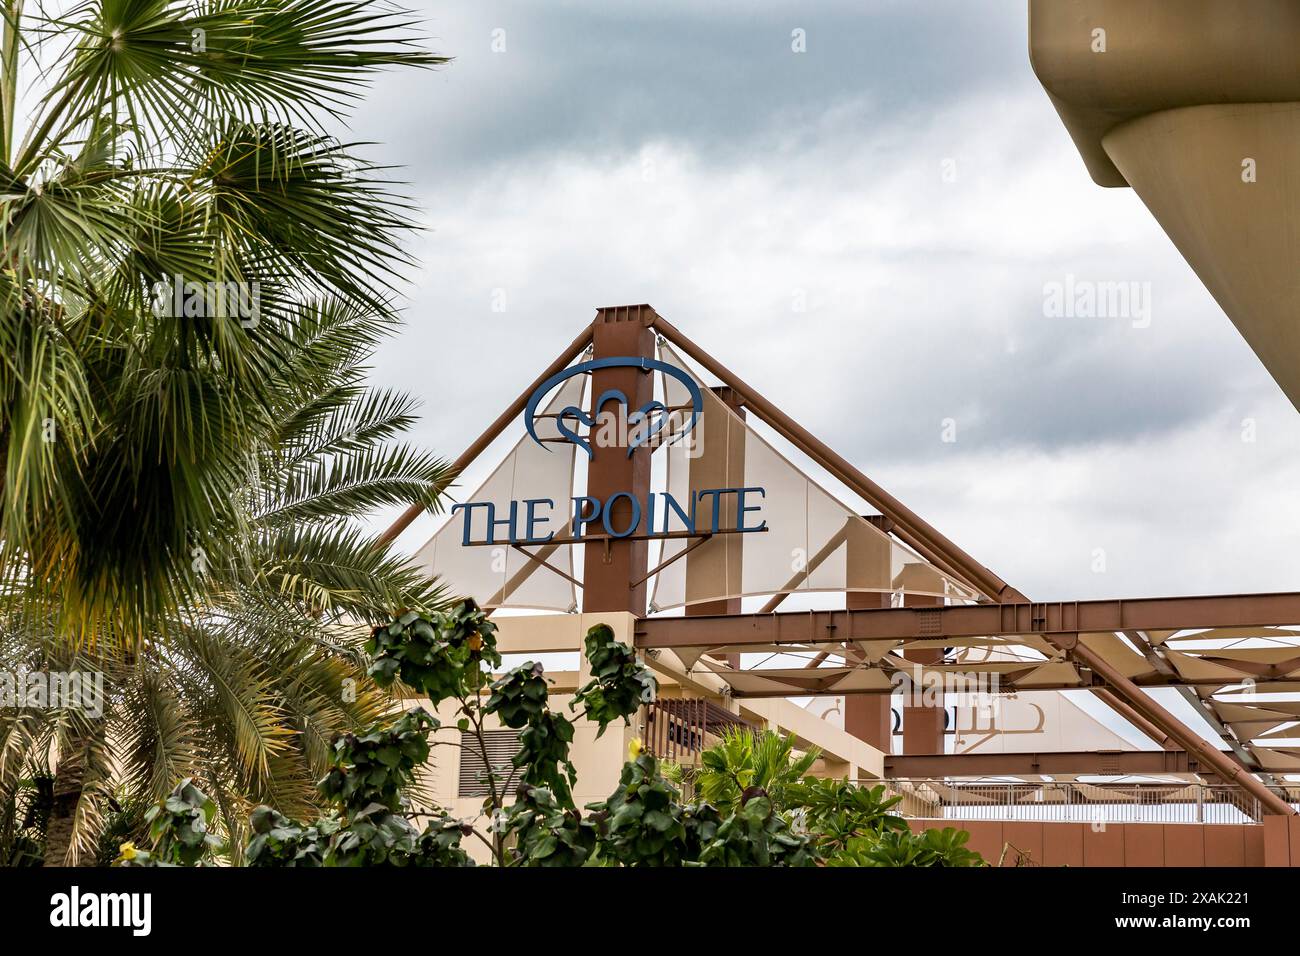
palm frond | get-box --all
[25,0,446,167]
[117,668,201,800]
[276,387,421,468]
[259,442,451,528]
[253,522,448,622]
[168,627,294,788]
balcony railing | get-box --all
[874,778,1300,825]
[643,698,759,767]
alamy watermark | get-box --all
[588,406,705,459]
[1043,274,1152,329]
[0,669,105,718]
[50,886,151,936]
[150,274,260,327]
[891,665,1003,721]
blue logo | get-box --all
[524,356,703,460]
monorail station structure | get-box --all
[383,305,1300,867]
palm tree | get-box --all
[0,1,448,863]
[1,0,445,639]
[693,728,821,815]
[1,299,453,864]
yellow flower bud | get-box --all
[118,841,138,861]
[628,737,643,761]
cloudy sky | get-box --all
[349,0,1300,604]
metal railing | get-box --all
[643,698,759,767]
[874,778,1300,825]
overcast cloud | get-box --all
[348,1,1300,603]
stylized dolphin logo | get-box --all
[524,357,703,460]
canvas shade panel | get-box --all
[649,344,975,611]
[411,374,583,611]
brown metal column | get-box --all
[843,517,894,752]
[844,592,893,753]
[581,306,656,614]
[900,594,945,755]
[843,591,943,755]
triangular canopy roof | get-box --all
[382,307,1300,802]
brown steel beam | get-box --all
[648,310,1290,810]
[883,749,1245,778]
[648,313,1021,602]
[375,320,596,549]
[632,534,711,589]
[758,520,852,614]
[484,530,576,609]
[901,594,946,755]
[1092,689,1179,751]
[373,307,1294,816]
[721,676,1300,697]
[508,544,581,589]
[844,592,892,752]
[635,592,1300,649]
[1124,629,1265,772]
[635,593,1300,814]
[1057,633,1295,816]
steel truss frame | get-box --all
[380,307,1300,817]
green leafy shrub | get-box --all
[367,601,500,705]
[115,778,223,866]
[514,709,578,806]
[318,707,438,813]
[120,607,982,869]
[785,777,910,858]
[414,815,478,868]
[246,719,474,868]
[586,751,694,867]
[694,789,817,867]
[829,826,984,867]
[695,727,819,813]
[485,661,550,728]
[245,808,333,867]
[322,804,473,867]
[503,785,595,867]
[573,624,658,735]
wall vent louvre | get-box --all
[458,729,522,798]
